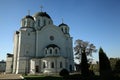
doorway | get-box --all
[35,66,39,73]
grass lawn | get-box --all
[24,75,64,80]
[23,73,64,80]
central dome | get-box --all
[24,15,34,20]
[34,12,51,19]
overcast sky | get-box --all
[0,0,120,61]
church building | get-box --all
[6,9,74,74]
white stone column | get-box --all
[13,33,19,73]
[30,59,35,74]
[15,33,22,74]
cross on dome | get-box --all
[40,5,43,12]
[62,18,64,23]
[28,10,30,15]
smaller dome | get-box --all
[34,12,51,19]
[24,15,34,20]
[59,23,68,27]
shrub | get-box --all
[59,69,69,77]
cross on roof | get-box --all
[62,18,64,23]
[28,10,30,15]
[40,5,43,12]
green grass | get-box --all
[23,73,120,80]
[24,76,63,80]
[23,73,82,80]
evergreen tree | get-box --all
[99,47,113,80]
[81,49,90,80]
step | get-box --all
[0,74,24,79]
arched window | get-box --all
[61,28,63,32]
[50,49,52,54]
[55,49,58,54]
[44,48,47,54]
[65,28,67,33]
[38,20,40,26]
[27,19,30,27]
[60,62,62,68]
[23,20,25,26]
[28,33,30,36]
[45,50,47,54]
[25,19,27,27]
[51,62,54,68]
[43,62,46,68]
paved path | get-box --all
[0,74,24,80]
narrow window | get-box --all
[28,33,30,36]
[50,49,52,54]
[65,28,67,33]
[45,49,47,54]
[11,65,13,68]
[26,51,29,54]
[35,66,39,72]
[61,28,63,32]
[51,62,54,68]
[60,62,62,68]
[24,20,26,26]
[25,19,27,26]
[55,49,57,54]
[43,62,46,68]
[28,21,30,27]
[45,50,47,54]
[38,20,40,26]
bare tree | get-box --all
[74,39,97,63]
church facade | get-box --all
[6,10,74,74]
